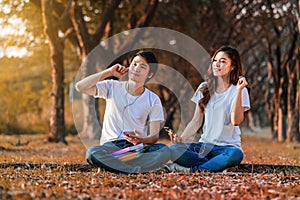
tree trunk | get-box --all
[69,1,119,139]
[277,107,284,142]
[279,75,288,142]
[287,77,293,142]
[41,0,66,144]
[266,89,275,139]
[286,74,298,142]
[297,77,300,142]
[247,111,256,131]
[272,90,280,140]
[77,56,101,139]
[80,94,101,139]
[70,0,158,139]
[48,50,66,143]
[287,42,300,142]
[293,0,300,142]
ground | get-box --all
[0,128,299,199]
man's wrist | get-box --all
[98,69,113,81]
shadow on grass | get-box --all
[228,164,300,174]
[0,146,39,153]
[0,162,299,174]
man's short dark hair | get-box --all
[131,51,158,78]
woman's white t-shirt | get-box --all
[191,84,250,148]
[95,80,164,145]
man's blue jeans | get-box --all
[86,140,170,174]
[169,142,243,172]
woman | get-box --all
[167,46,250,172]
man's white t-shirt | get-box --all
[95,80,164,145]
[191,84,250,148]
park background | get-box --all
[0,0,300,199]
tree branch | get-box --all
[69,0,91,56]
[93,0,121,43]
[135,0,158,27]
[117,0,159,53]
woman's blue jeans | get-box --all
[169,142,244,172]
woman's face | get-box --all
[128,55,151,83]
[211,51,233,77]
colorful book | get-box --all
[111,143,144,156]
[118,152,140,162]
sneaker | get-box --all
[164,163,190,173]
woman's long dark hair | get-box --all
[199,46,246,112]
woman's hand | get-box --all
[237,76,248,91]
[110,64,129,79]
[165,127,183,144]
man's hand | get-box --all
[124,130,142,145]
[110,64,129,79]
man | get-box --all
[76,51,170,174]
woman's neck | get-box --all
[126,81,145,96]
[216,79,231,93]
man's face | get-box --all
[128,55,152,83]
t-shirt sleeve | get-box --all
[94,79,114,99]
[191,85,204,104]
[148,97,165,123]
[242,87,251,111]
[229,87,251,112]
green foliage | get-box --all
[76,0,147,32]
[0,39,53,133]
[0,0,44,55]
[0,85,37,133]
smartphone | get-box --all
[123,131,134,137]
[164,127,175,134]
